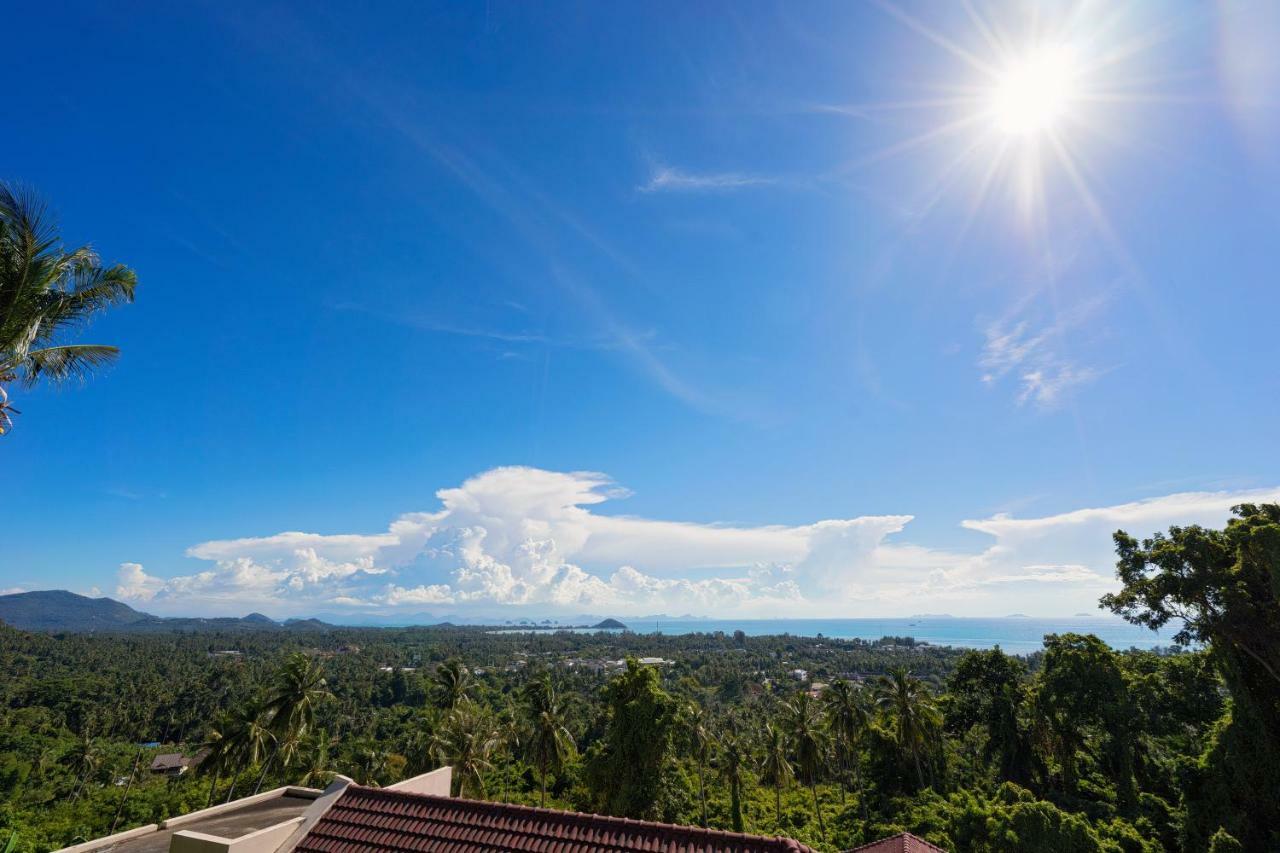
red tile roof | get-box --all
[844,832,947,853]
[294,785,820,853]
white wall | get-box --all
[386,766,452,797]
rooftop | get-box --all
[294,785,820,853]
[62,788,320,853]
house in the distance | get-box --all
[59,767,944,853]
[149,751,208,777]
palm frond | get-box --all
[17,344,120,387]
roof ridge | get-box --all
[845,831,947,853]
[342,784,816,848]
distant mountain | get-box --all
[0,590,333,634]
[0,590,157,631]
[593,618,628,630]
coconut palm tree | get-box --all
[716,717,749,834]
[520,675,575,808]
[350,738,391,787]
[436,705,498,799]
[223,703,273,803]
[295,731,333,788]
[68,735,100,802]
[0,183,136,435]
[759,721,794,832]
[264,653,329,740]
[432,660,472,711]
[823,679,871,820]
[197,713,235,807]
[495,700,522,803]
[874,668,942,791]
[252,653,329,794]
[782,692,829,841]
[685,704,713,826]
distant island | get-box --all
[593,618,628,630]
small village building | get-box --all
[148,751,207,777]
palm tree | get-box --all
[0,183,136,435]
[295,731,334,788]
[495,700,522,803]
[520,675,575,808]
[782,692,828,841]
[350,738,391,787]
[685,704,713,826]
[759,721,794,832]
[874,668,942,791]
[435,705,498,799]
[197,713,234,807]
[265,653,329,738]
[823,679,871,821]
[716,718,749,834]
[432,660,472,711]
[223,703,274,803]
[68,735,100,802]
[254,654,329,794]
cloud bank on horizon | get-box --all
[113,467,1280,619]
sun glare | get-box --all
[989,45,1080,136]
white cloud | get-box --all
[640,165,775,193]
[979,294,1108,408]
[115,562,165,601]
[109,468,1280,619]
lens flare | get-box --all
[989,45,1080,135]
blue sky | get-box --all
[4,1,1279,619]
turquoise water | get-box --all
[622,616,1176,655]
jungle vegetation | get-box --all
[2,505,1278,852]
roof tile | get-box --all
[294,786,820,853]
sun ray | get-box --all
[874,0,1004,79]
[838,113,988,174]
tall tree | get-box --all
[759,721,794,832]
[685,704,713,826]
[1103,503,1280,848]
[520,674,575,808]
[435,704,498,799]
[782,692,828,840]
[432,660,472,711]
[874,668,941,791]
[823,679,870,820]
[1033,633,1137,811]
[0,183,136,435]
[255,654,329,793]
[717,718,749,834]
[946,648,1031,785]
[585,658,679,819]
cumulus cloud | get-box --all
[110,467,1280,618]
[116,562,165,601]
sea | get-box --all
[494,616,1176,655]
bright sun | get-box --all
[989,45,1080,135]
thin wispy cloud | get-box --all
[979,293,1110,409]
[332,301,619,351]
[639,165,777,193]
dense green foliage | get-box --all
[2,504,1276,851]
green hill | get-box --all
[0,590,332,633]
